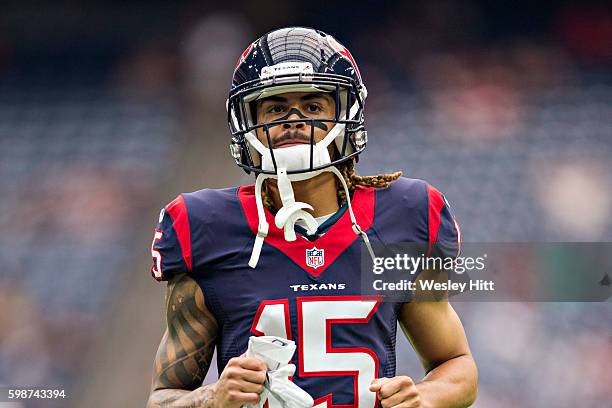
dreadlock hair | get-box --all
[335,158,402,205]
[260,158,402,212]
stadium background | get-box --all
[0,1,610,407]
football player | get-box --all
[146,27,477,408]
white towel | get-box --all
[244,336,314,408]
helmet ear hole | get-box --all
[345,92,354,119]
[241,141,254,174]
[248,102,258,126]
[329,143,340,161]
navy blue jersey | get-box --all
[150,177,460,408]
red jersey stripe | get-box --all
[427,184,446,251]
[166,195,193,271]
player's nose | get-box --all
[282,108,305,129]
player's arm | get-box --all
[371,183,476,407]
[396,297,477,408]
[147,273,218,407]
[146,274,267,408]
[371,269,477,408]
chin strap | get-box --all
[249,174,270,268]
[327,166,376,263]
[250,169,318,268]
[249,166,376,268]
[274,168,319,241]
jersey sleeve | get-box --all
[149,195,193,281]
[426,184,462,259]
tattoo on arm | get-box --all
[147,274,219,408]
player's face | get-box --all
[255,92,336,148]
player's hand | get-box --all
[212,355,267,408]
[369,376,422,408]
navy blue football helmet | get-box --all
[227,27,368,175]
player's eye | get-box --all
[306,103,322,113]
[267,105,284,114]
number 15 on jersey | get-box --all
[251,296,382,408]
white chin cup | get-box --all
[261,143,331,173]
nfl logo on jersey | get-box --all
[305,247,324,269]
